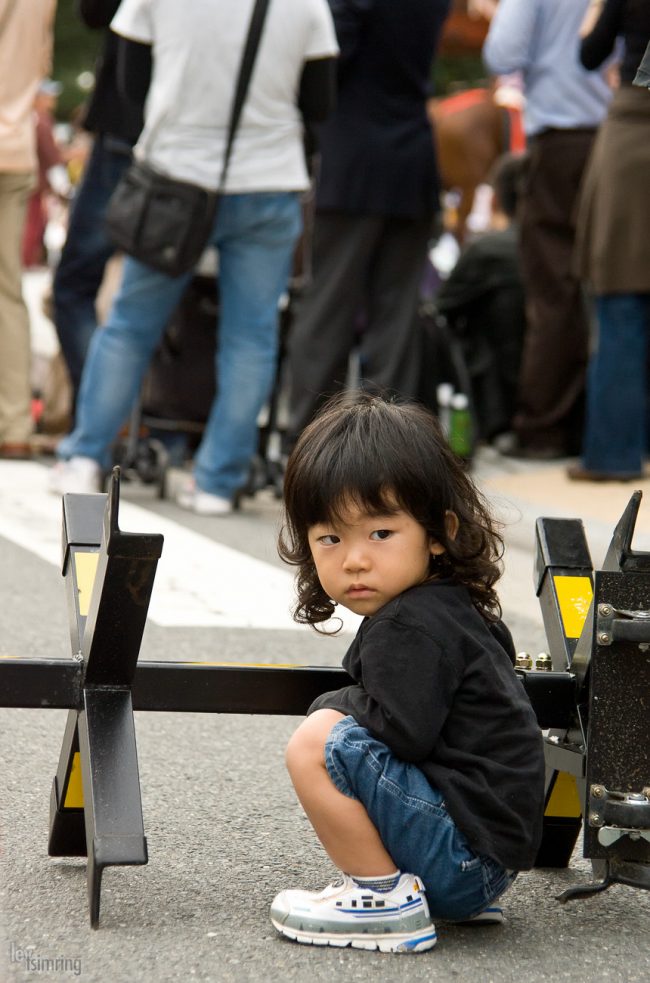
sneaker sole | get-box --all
[271,918,437,953]
[176,491,233,516]
[460,907,504,926]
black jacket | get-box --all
[580,0,650,84]
[435,225,526,439]
[315,0,451,218]
[309,579,545,870]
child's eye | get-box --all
[318,534,340,545]
[370,529,393,541]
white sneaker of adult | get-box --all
[176,482,233,516]
[49,457,102,495]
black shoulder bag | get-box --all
[105,0,270,277]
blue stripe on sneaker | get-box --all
[338,897,425,918]
[400,932,437,949]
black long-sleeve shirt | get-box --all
[78,0,149,144]
[309,580,545,870]
[580,0,650,84]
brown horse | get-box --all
[428,87,525,241]
[438,1,490,56]
[425,2,525,239]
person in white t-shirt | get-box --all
[51,0,338,513]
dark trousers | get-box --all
[286,211,431,449]
[53,136,133,406]
[514,128,597,452]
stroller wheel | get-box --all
[136,438,169,486]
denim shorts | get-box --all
[325,716,514,921]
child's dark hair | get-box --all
[278,392,504,630]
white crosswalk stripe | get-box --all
[0,461,362,633]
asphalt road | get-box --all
[1,453,649,983]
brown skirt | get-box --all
[574,84,650,294]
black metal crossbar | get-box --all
[0,658,349,714]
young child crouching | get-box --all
[270,393,544,953]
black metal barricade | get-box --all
[0,470,648,925]
[527,491,650,898]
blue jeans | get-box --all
[325,716,513,921]
[58,191,302,499]
[581,294,650,475]
[53,136,133,401]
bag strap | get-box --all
[218,0,271,191]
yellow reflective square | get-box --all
[73,551,99,617]
[553,575,593,639]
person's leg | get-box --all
[271,711,507,950]
[57,256,191,468]
[191,192,301,500]
[285,709,397,876]
[514,130,595,453]
[0,171,35,447]
[319,713,510,920]
[579,293,648,476]
[273,712,435,953]
[285,213,380,450]
[360,214,431,400]
[53,138,133,401]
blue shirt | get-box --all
[483,0,612,136]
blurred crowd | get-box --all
[1,0,649,505]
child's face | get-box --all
[307,500,445,618]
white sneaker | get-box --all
[49,457,102,495]
[176,481,233,516]
[270,873,436,953]
[460,903,504,925]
